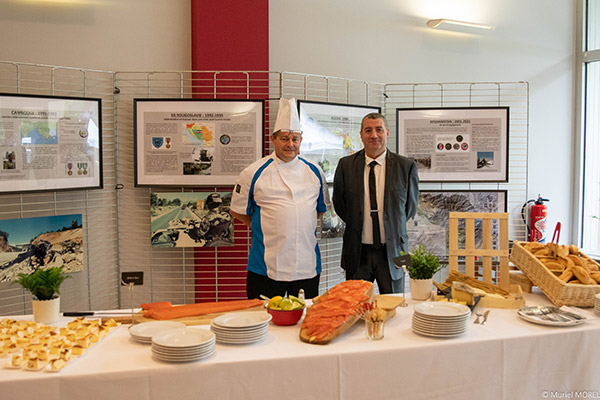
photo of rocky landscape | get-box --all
[406,191,506,260]
[0,214,84,282]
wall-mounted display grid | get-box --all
[0,62,118,316]
[0,62,529,315]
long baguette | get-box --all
[435,270,511,297]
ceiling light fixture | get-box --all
[426,18,494,33]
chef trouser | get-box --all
[246,271,320,300]
[346,244,397,294]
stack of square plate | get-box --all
[412,302,471,338]
[210,311,272,344]
[595,293,600,317]
[151,328,216,362]
[128,321,186,344]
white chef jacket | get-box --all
[230,153,329,281]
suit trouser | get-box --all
[345,244,403,294]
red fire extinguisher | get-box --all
[521,195,550,242]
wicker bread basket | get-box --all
[510,241,600,307]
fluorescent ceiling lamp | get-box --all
[427,18,494,33]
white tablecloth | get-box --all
[1,293,600,400]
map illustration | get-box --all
[183,122,214,147]
[20,121,58,145]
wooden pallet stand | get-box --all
[448,212,525,309]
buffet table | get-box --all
[1,292,599,400]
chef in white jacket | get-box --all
[230,98,330,299]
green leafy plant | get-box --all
[15,266,71,301]
[406,244,444,280]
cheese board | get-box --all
[374,295,406,321]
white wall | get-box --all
[0,0,576,241]
[270,0,576,241]
[0,0,191,72]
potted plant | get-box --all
[406,244,444,301]
[15,266,71,324]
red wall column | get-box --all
[191,0,269,72]
[190,0,269,302]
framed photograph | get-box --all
[397,107,509,182]
[298,100,381,182]
[150,191,234,248]
[134,99,264,186]
[0,214,84,282]
[0,93,102,193]
[407,190,507,259]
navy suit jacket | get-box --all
[333,149,419,282]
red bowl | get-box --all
[267,307,304,326]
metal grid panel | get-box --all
[0,62,529,313]
[112,71,385,304]
[384,82,529,243]
[0,61,119,316]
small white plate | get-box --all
[151,344,214,357]
[412,321,467,332]
[129,321,186,341]
[209,322,268,333]
[152,339,214,351]
[152,328,215,348]
[4,361,24,369]
[414,302,470,317]
[212,330,267,339]
[152,348,215,363]
[215,334,267,345]
[412,327,467,338]
[211,312,272,329]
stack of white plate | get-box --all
[129,321,186,344]
[412,302,471,338]
[151,328,216,362]
[595,293,600,317]
[210,311,272,344]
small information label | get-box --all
[121,271,144,286]
[392,254,412,269]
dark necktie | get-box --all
[369,161,381,249]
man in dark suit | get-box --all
[333,112,419,293]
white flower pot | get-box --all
[409,278,433,301]
[32,297,60,324]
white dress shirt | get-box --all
[362,150,386,245]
